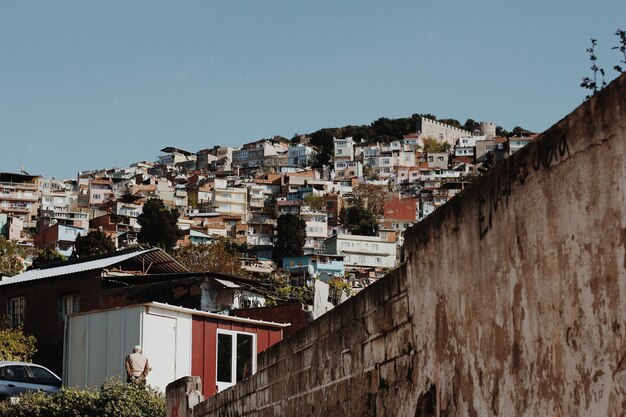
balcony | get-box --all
[0,181,38,190]
[1,203,31,213]
[0,192,38,202]
[247,236,273,246]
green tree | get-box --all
[31,248,66,269]
[303,194,324,211]
[272,213,306,265]
[73,229,116,258]
[495,125,510,137]
[511,126,533,137]
[339,205,379,236]
[172,238,245,275]
[437,118,462,129]
[464,118,477,132]
[0,237,24,277]
[137,198,182,251]
[0,317,37,361]
[422,137,451,153]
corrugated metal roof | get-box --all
[214,278,240,288]
[68,301,290,328]
[0,248,188,287]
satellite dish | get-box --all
[307,264,315,277]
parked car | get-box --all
[0,361,62,400]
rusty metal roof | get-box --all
[0,248,188,287]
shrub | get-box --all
[0,378,165,417]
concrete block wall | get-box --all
[191,267,424,416]
[191,73,626,416]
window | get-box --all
[7,296,25,326]
[216,330,256,392]
[58,294,80,322]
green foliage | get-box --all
[422,137,451,153]
[363,165,379,181]
[303,194,324,211]
[0,318,37,362]
[73,229,116,258]
[339,205,379,236]
[0,237,24,277]
[137,198,182,251]
[0,378,165,417]
[31,248,66,269]
[328,277,352,304]
[272,214,306,265]
[495,126,510,137]
[437,118,461,129]
[464,118,477,132]
[265,273,313,306]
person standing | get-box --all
[125,345,150,384]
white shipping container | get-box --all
[63,303,192,393]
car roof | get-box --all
[0,361,32,366]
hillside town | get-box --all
[1,116,537,281]
[1,117,534,284]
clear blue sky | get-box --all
[1,1,624,178]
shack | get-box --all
[63,302,288,397]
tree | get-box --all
[511,126,533,137]
[272,213,306,265]
[464,118,477,133]
[0,317,36,361]
[0,237,24,277]
[339,205,379,236]
[349,183,389,216]
[495,125,510,137]
[303,194,324,211]
[437,118,461,129]
[73,229,116,258]
[137,198,182,251]
[31,248,66,269]
[172,238,245,275]
[363,165,379,181]
[422,137,451,153]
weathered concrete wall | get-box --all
[191,74,626,416]
[166,376,204,417]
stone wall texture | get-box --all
[192,74,626,416]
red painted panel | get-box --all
[268,328,282,347]
[257,328,270,353]
[191,316,284,399]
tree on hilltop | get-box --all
[137,198,182,251]
[73,229,116,258]
[272,213,306,265]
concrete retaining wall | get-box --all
[191,74,626,416]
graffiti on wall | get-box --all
[479,133,570,239]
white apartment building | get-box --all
[324,233,397,270]
[333,137,355,167]
[288,144,316,167]
[211,179,247,218]
[301,206,328,254]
